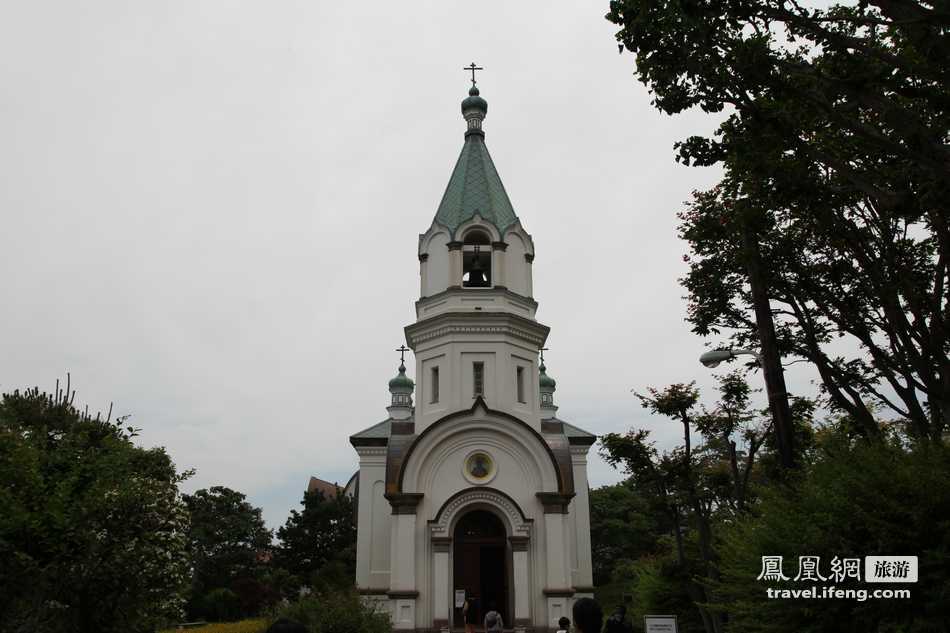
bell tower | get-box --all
[407,81,549,432]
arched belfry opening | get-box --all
[453,509,510,628]
[462,229,492,288]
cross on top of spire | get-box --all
[540,347,549,364]
[396,345,410,366]
[464,62,484,87]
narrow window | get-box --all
[516,366,525,403]
[431,367,440,403]
[473,362,484,397]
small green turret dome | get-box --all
[461,86,488,114]
[389,363,414,391]
[539,363,556,390]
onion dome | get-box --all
[461,85,488,116]
[389,362,414,391]
[539,362,556,389]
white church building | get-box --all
[349,81,596,633]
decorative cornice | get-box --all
[509,535,530,552]
[386,492,424,514]
[491,241,508,251]
[413,286,539,314]
[357,587,389,595]
[543,588,575,597]
[536,492,574,514]
[447,241,463,251]
[524,253,535,263]
[432,536,452,552]
[419,253,429,262]
[353,444,388,455]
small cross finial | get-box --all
[464,62,484,87]
[396,345,410,365]
[540,347,549,364]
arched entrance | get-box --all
[453,509,510,628]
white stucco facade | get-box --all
[350,84,594,633]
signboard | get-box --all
[454,590,466,608]
[644,616,678,633]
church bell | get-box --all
[467,245,489,287]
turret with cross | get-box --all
[387,344,415,418]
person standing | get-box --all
[604,605,632,633]
[572,598,603,633]
[484,601,504,633]
[556,616,571,633]
[463,596,479,633]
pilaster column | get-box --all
[448,242,463,287]
[386,493,423,630]
[538,492,573,630]
[419,253,429,297]
[433,537,452,633]
[491,241,507,288]
[510,535,531,633]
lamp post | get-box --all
[698,347,796,469]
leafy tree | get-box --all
[183,486,273,618]
[607,0,949,442]
[600,373,778,633]
[590,481,665,588]
[0,384,191,633]
[711,433,950,632]
[275,487,357,591]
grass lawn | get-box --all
[159,619,268,633]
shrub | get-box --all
[202,588,242,622]
[274,590,392,633]
[711,439,950,632]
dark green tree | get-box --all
[607,0,949,442]
[711,432,950,632]
[0,383,191,633]
[183,486,273,618]
[590,480,665,588]
[275,487,357,591]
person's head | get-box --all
[266,619,308,633]
[572,598,602,633]
[615,605,627,618]
[558,616,571,630]
[489,601,498,611]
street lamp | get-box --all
[698,346,796,469]
[699,348,761,368]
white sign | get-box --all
[454,590,466,608]
[644,615,678,633]
[865,556,918,583]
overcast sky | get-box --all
[1,2,820,528]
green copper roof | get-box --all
[388,363,414,391]
[539,363,556,390]
[433,90,519,236]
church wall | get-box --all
[570,448,594,591]
[503,232,531,297]
[355,448,391,592]
[412,333,543,434]
[421,231,450,297]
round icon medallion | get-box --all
[463,451,496,484]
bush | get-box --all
[202,588,242,622]
[711,438,950,632]
[273,590,392,633]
